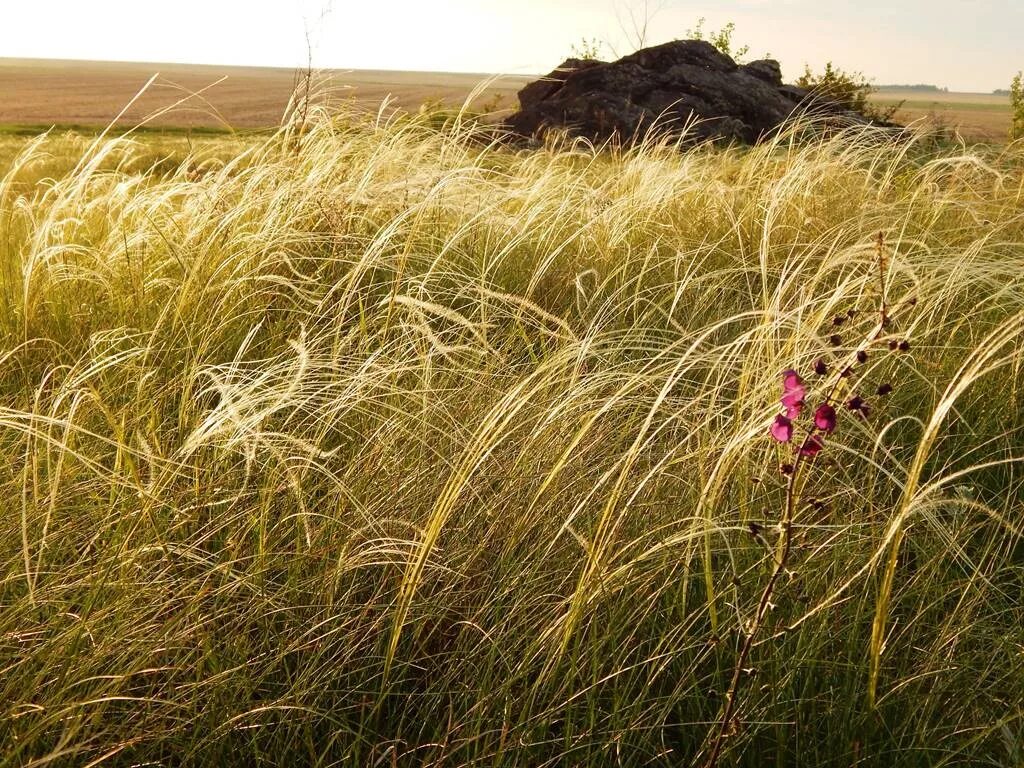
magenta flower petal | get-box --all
[770,414,794,443]
[781,393,804,419]
[782,369,804,393]
[780,369,806,417]
[798,434,824,457]
[814,403,837,433]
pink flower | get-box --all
[781,394,804,419]
[798,434,824,457]
[781,369,805,418]
[813,403,837,433]
[770,414,794,443]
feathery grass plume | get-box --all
[0,102,1022,766]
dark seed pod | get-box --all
[847,395,871,418]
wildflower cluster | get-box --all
[703,235,917,768]
[768,312,914,467]
[768,369,828,456]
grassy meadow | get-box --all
[1,107,1023,766]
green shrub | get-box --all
[796,62,902,123]
[685,17,750,62]
[1011,72,1024,140]
[570,37,605,61]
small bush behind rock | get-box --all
[796,61,903,123]
[1011,71,1024,140]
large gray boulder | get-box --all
[505,40,871,145]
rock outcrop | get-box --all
[505,40,873,145]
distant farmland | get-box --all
[0,58,531,131]
[870,88,1012,141]
[0,59,1014,143]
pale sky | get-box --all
[0,0,1019,92]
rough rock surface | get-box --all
[505,40,869,145]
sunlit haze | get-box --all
[1,0,1020,93]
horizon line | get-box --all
[1,56,1010,95]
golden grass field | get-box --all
[0,52,1023,767]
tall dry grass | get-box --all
[1,107,1023,766]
